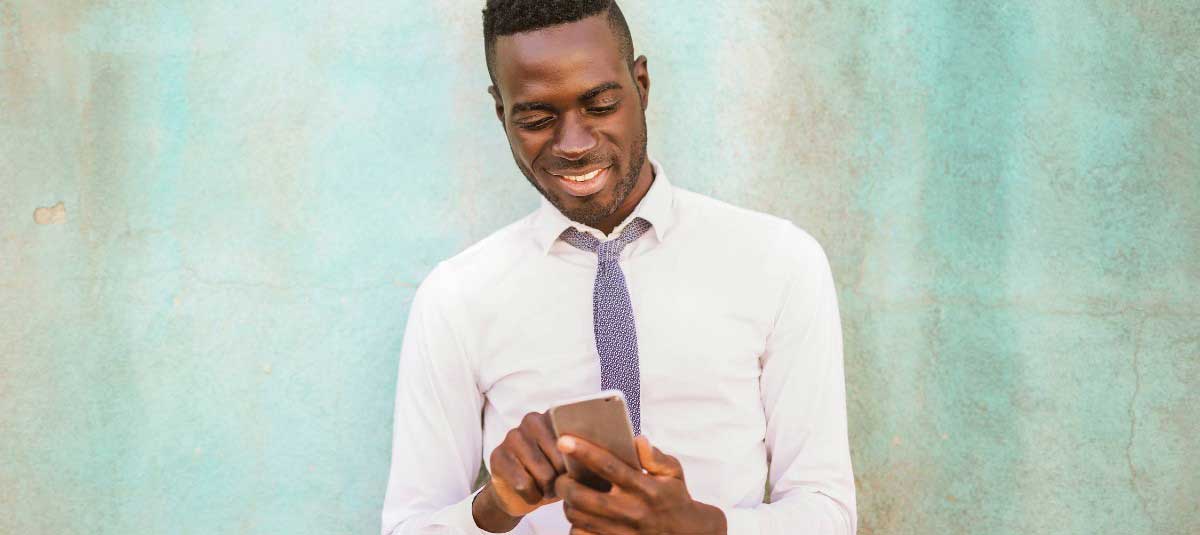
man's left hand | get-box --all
[554,434,728,535]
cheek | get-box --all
[510,132,548,167]
[609,112,641,153]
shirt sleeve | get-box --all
[719,225,857,535]
[380,265,531,535]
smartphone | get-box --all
[548,389,641,491]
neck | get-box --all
[591,159,655,235]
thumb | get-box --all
[635,435,684,479]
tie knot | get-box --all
[560,217,652,262]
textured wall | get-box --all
[2,1,1197,534]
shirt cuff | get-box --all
[427,486,515,535]
[720,505,762,534]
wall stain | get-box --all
[33,201,67,225]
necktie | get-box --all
[560,218,653,436]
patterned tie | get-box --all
[560,217,653,436]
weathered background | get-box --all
[2,1,1197,533]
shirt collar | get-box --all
[530,157,676,255]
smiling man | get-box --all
[380,1,856,534]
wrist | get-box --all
[472,483,523,533]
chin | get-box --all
[559,195,619,226]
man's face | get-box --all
[489,13,651,229]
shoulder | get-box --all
[415,211,541,306]
[672,186,829,269]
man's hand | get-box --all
[473,411,567,532]
[554,434,728,535]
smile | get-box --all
[549,165,611,197]
[551,166,607,182]
[559,168,604,182]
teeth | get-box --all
[563,168,603,182]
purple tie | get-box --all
[560,218,652,436]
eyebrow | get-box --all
[510,81,624,115]
[579,81,622,102]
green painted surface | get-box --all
[1,2,1197,533]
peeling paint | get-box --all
[32,201,66,225]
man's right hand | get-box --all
[472,411,566,532]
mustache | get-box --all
[544,154,612,175]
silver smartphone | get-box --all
[548,389,641,491]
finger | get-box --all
[525,412,567,474]
[556,473,641,520]
[557,435,646,492]
[634,435,685,480]
[509,430,559,499]
[563,501,639,535]
[492,449,542,505]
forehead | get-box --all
[492,15,627,101]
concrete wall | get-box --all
[2,1,1197,533]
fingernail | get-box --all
[558,436,576,453]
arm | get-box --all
[720,225,857,534]
[380,266,531,535]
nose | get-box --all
[550,112,598,161]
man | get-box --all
[381,1,856,533]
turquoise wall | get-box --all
[2,1,1197,533]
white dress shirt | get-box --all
[381,158,856,535]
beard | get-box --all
[513,116,648,229]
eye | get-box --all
[587,103,619,115]
[516,117,554,130]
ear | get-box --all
[632,55,650,111]
[488,85,505,125]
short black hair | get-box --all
[482,0,635,84]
